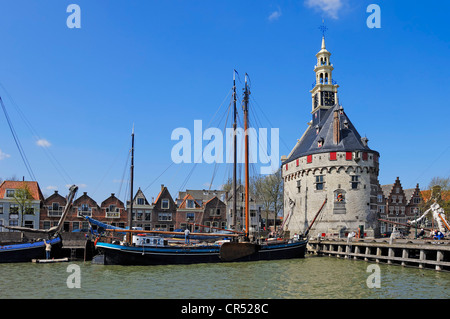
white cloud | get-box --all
[46,185,58,190]
[304,0,343,19]
[268,7,282,22]
[0,149,10,160]
[36,139,51,148]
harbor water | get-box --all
[1,255,449,299]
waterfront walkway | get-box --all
[308,238,450,272]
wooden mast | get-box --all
[243,74,250,239]
[232,70,238,231]
[127,125,135,243]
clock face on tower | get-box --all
[321,91,335,106]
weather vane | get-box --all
[319,19,328,37]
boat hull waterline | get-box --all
[92,240,307,265]
[0,236,62,263]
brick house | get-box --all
[152,185,177,231]
[69,192,101,232]
[176,193,203,230]
[379,177,423,234]
[41,190,67,230]
[100,193,127,229]
[203,196,227,231]
[128,188,153,230]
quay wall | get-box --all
[308,239,450,272]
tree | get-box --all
[13,184,34,227]
[428,176,450,191]
[252,169,283,231]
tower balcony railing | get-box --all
[312,79,337,88]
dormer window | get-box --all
[318,137,324,148]
[315,125,320,134]
[343,120,349,129]
[137,198,145,205]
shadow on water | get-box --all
[0,256,449,299]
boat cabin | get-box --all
[132,234,167,247]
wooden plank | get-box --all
[32,258,69,263]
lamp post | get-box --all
[414,208,418,239]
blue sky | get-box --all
[0,0,449,203]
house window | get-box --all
[43,221,51,229]
[25,207,34,215]
[137,198,145,205]
[0,204,3,214]
[10,205,19,214]
[6,190,15,198]
[73,222,80,231]
[187,200,195,208]
[24,221,34,228]
[186,212,195,220]
[161,199,169,209]
[210,208,221,216]
[315,175,324,190]
[158,212,172,221]
[80,204,90,212]
[351,176,359,189]
[362,152,368,161]
[377,195,383,203]
[329,152,337,161]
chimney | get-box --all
[333,110,340,144]
[111,193,115,197]
[161,184,165,191]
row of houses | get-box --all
[0,181,276,234]
[0,177,443,236]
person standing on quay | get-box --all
[44,240,52,259]
[185,228,190,244]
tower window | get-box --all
[307,155,312,163]
[296,180,301,193]
[351,176,359,189]
[315,175,324,190]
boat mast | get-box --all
[232,70,237,231]
[243,74,250,239]
[127,125,135,244]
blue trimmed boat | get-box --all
[0,236,62,263]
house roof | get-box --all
[178,193,202,209]
[284,104,378,163]
[421,190,450,202]
[0,181,44,201]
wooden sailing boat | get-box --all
[90,73,308,265]
[0,184,78,263]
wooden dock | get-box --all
[308,239,450,271]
